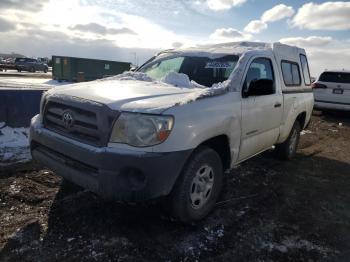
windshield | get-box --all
[138,54,239,87]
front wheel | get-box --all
[275,121,301,160]
[170,146,223,223]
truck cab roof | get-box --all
[159,41,306,60]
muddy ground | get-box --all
[0,111,349,262]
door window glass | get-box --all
[300,55,311,85]
[245,58,275,96]
[281,61,301,86]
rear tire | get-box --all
[30,67,35,73]
[275,121,301,160]
[170,146,223,223]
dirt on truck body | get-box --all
[0,112,350,262]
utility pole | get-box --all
[130,52,138,66]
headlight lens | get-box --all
[110,112,174,147]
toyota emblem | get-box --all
[62,111,75,129]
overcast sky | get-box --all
[0,0,349,76]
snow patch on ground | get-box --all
[261,236,333,256]
[301,130,312,136]
[176,224,225,258]
[0,123,31,166]
[0,78,69,89]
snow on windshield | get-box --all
[104,54,240,89]
[109,71,153,82]
[161,72,206,88]
[104,71,205,88]
[138,54,239,88]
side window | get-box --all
[244,57,275,96]
[319,72,350,84]
[143,57,184,79]
[281,61,301,86]
[300,55,311,85]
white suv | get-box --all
[30,42,314,223]
[313,70,350,111]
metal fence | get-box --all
[0,89,46,127]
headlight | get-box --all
[110,112,174,147]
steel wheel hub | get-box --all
[190,165,214,209]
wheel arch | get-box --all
[197,134,231,171]
[278,110,307,144]
[296,111,307,129]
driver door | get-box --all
[238,57,283,161]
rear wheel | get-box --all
[30,67,35,73]
[170,146,223,223]
[44,68,48,73]
[275,121,301,160]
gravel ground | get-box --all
[0,111,349,262]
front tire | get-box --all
[170,146,223,223]
[275,121,301,160]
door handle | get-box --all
[274,103,282,108]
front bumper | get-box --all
[30,115,191,202]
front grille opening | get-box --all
[48,101,96,119]
[44,100,103,146]
[75,120,98,130]
[45,120,100,143]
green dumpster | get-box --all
[52,56,131,82]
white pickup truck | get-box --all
[30,42,314,223]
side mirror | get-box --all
[244,79,274,97]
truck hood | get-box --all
[48,79,205,113]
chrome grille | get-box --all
[43,96,118,147]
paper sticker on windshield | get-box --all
[205,62,232,69]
